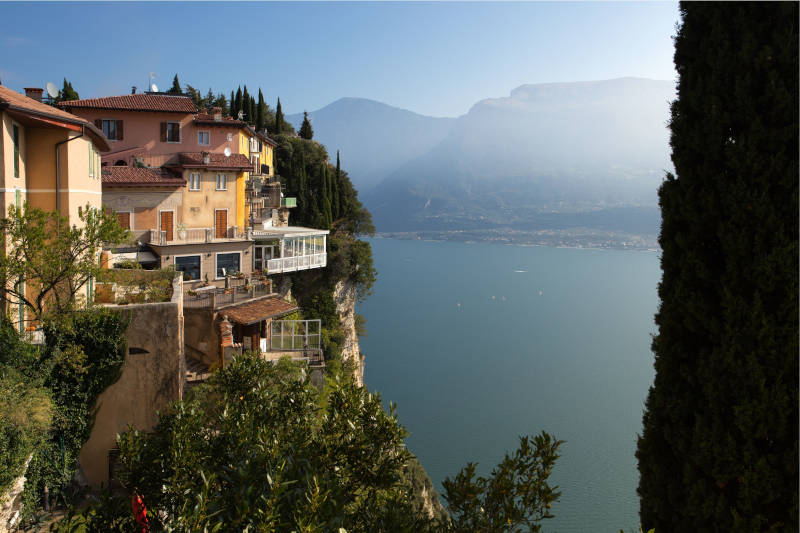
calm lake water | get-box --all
[358,238,660,533]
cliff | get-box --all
[333,279,364,386]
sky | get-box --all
[0,2,679,118]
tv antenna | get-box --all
[45,82,58,99]
[237,111,244,120]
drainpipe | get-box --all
[54,125,85,216]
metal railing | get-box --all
[184,279,273,309]
[148,226,244,245]
[266,253,326,274]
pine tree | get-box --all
[204,88,214,110]
[214,93,229,115]
[299,111,314,140]
[234,87,243,120]
[168,74,181,95]
[256,89,266,132]
[275,98,285,134]
[636,3,798,532]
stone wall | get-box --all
[0,456,31,533]
[184,307,220,367]
[78,277,184,487]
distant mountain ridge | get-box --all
[291,78,675,238]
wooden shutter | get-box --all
[94,119,102,129]
[116,212,130,230]
[160,122,167,142]
[160,211,173,241]
[215,210,227,239]
[116,120,124,140]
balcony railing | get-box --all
[148,226,245,245]
[266,253,326,274]
[183,279,274,309]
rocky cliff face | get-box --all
[333,279,364,386]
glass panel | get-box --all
[175,256,201,280]
[216,253,240,278]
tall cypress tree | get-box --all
[331,151,341,220]
[168,74,181,95]
[234,87,243,119]
[636,3,798,531]
[249,96,256,127]
[275,98,284,134]
[242,86,251,122]
[256,89,266,132]
[320,162,332,228]
[230,90,236,116]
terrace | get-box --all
[183,277,275,309]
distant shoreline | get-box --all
[373,229,661,252]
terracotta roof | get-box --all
[0,85,110,151]
[180,152,253,170]
[221,297,298,325]
[102,166,186,187]
[193,114,277,146]
[59,93,197,113]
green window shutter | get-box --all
[13,124,19,178]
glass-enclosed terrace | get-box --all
[250,226,329,274]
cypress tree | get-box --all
[249,96,256,127]
[636,3,798,531]
[256,89,266,132]
[331,152,341,220]
[167,74,182,95]
[299,111,314,140]
[234,87,243,119]
[320,162,332,228]
[242,86,251,122]
[230,90,236,116]
[275,98,284,135]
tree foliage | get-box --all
[636,3,798,531]
[300,111,314,140]
[0,204,129,324]
[55,79,79,102]
[109,354,433,532]
[167,74,182,95]
[441,432,563,533]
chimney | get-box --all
[131,86,137,94]
[24,87,43,102]
[212,107,222,121]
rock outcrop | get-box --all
[333,279,364,385]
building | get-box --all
[0,85,110,331]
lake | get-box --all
[358,238,660,532]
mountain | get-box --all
[287,98,456,192]
[365,78,675,233]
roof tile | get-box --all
[59,93,197,113]
[180,152,253,170]
[221,297,298,325]
[102,166,186,187]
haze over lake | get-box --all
[359,238,660,532]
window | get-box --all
[101,119,123,141]
[175,255,201,281]
[189,172,201,191]
[216,252,240,279]
[216,173,227,190]
[116,212,131,230]
[197,131,210,145]
[12,124,19,178]
[166,122,180,143]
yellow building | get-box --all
[0,85,110,331]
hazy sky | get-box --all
[0,2,679,117]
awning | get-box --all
[219,297,298,326]
[250,225,330,239]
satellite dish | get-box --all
[150,83,159,93]
[45,82,58,99]
[223,147,231,157]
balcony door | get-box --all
[160,211,173,242]
[215,209,227,239]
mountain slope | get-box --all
[365,78,675,233]
[288,98,456,191]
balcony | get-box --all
[183,278,274,309]
[266,253,326,274]
[148,226,246,245]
